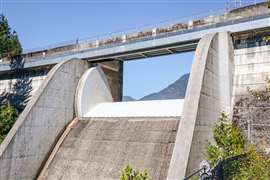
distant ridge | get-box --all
[122,96,136,101]
[123,73,189,101]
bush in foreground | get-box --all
[119,164,151,180]
[206,112,270,179]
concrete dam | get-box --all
[0,32,235,179]
[0,2,269,180]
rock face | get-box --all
[39,117,180,180]
[123,73,190,101]
[233,95,270,149]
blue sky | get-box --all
[2,0,262,99]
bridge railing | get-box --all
[0,1,266,66]
[22,8,226,54]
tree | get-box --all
[0,103,18,143]
[206,112,270,179]
[119,164,152,180]
[0,14,32,144]
[8,76,32,113]
[0,14,32,113]
[0,14,21,58]
[8,55,32,113]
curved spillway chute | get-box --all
[75,66,113,118]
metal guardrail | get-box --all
[16,13,269,63]
[22,8,228,54]
[0,2,268,69]
[22,1,266,55]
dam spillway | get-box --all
[0,31,251,179]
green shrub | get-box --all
[119,164,151,180]
[235,145,270,179]
[206,112,270,179]
[206,112,245,166]
[0,104,18,143]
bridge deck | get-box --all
[0,14,269,72]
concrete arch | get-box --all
[167,32,233,179]
[0,58,88,180]
[75,66,113,118]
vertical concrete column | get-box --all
[95,60,123,101]
[218,32,234,115]
[167,32,233,179]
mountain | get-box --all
[123,73,190,101]
[122,96,136,101]
[140,73,189,100]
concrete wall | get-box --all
[233,45,270,100]
[167,32,233,179]
[233,45,270,151]
[0,72,48,95]
[0,58,88,180]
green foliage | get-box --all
[119,164,152,180]
[206,112,245,178]
[0,104,18,144]
[0,14,21,58]
[0,14,28,144]
[263,36,270,42]
[0,14,30,111]
[235,145,270,179]
[206,112,245,165]
[206,112,270,179]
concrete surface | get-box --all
[75,66,113,118]
[0,74,48,95]
[38,117,180,180]
[233,45,270,100]
[0,58,88,180]
[167,32,233,179]
[98,61,123,101]
[87,99,184,117]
